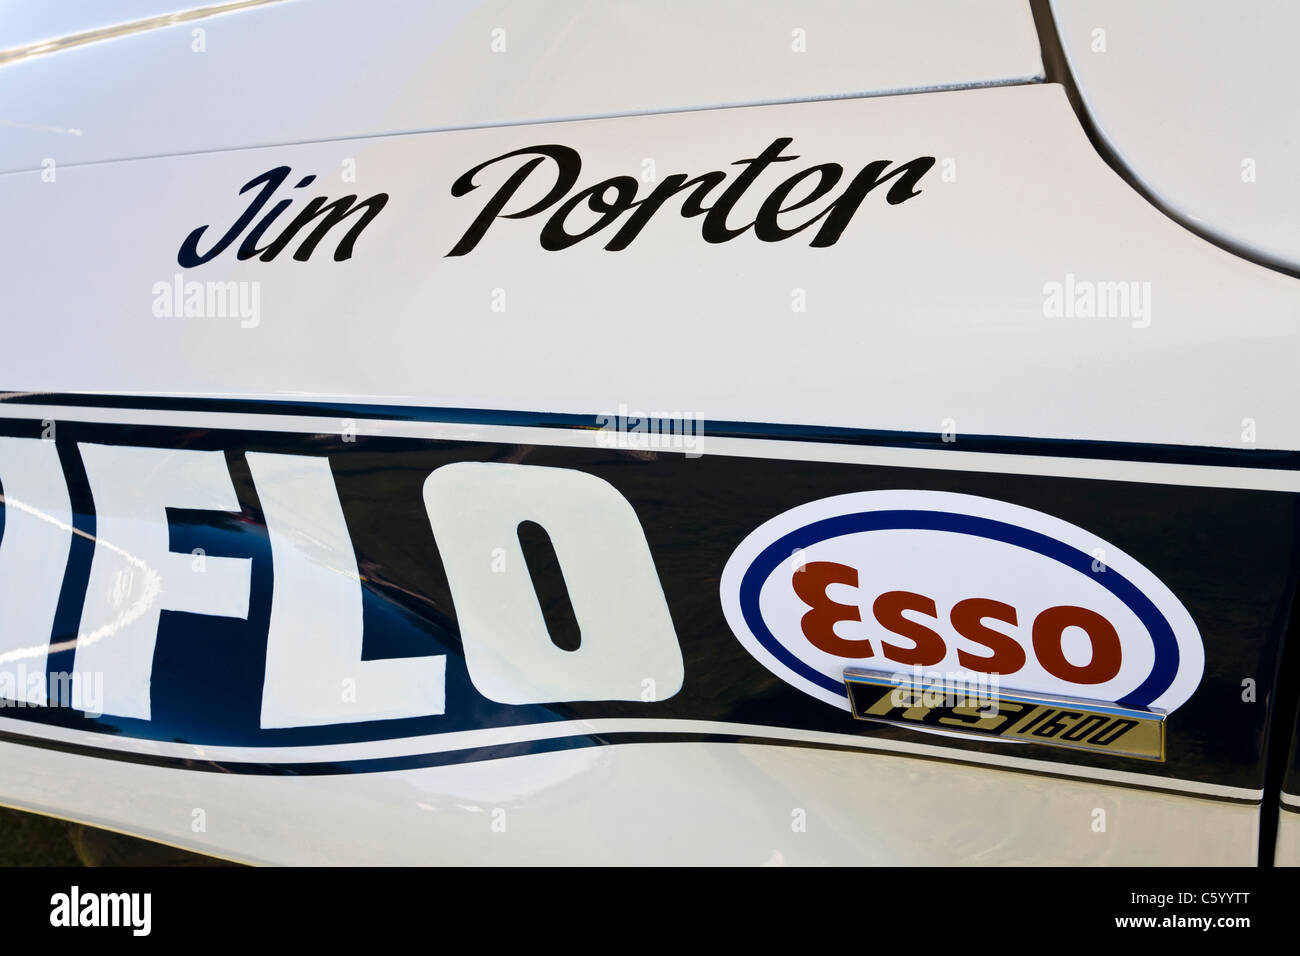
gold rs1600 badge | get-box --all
[843,669,1166,761]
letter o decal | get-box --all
[1032,605,1122,684]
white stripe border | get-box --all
[0,400,1297,492]
[0,712,1262,802]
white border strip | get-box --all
[0,401,1297,492]
[0,712,1261,802]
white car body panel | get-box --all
[1053,0,1300,273]
[0,0,1043,173]
[2,82,1296,450]
[0,1,1295,867]
[0,737,1259,866]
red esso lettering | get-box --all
[794,561,1121,683]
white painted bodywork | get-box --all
[2,83,1297,450]
[1052,0,1300,272]
[0,0,1043,173]
[0,1,1293,865]
[0,737,1259,866]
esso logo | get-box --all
[720,490,1203,713]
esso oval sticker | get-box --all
[720,490,1204,714]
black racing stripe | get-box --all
[1,390,1296,470]
[0,725,1261,804]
